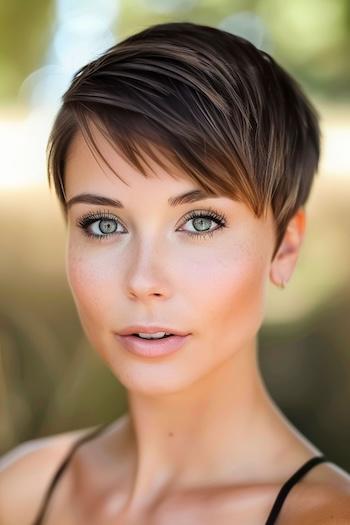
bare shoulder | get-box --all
[0,426,96,525]
[301,482,350,524]
[283,462,350,524]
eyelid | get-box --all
[180,207,227,226]
[75,206,226,223]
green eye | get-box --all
[77,210,123,241]
[76,207,227,241]
[179,209,227,240]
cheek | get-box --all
[190,241,268,345]
[65,244,117,341]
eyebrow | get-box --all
[66,189,220,210]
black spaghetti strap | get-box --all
[31,432,329,525]
[264,455,329,525]
[31,422,112,525]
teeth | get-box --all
[136,332,170,339]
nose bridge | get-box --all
[125,230,169,298]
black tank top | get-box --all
[30,423,329,525]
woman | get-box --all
[1,21,349,525]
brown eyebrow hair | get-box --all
[46,21,320,261]
[66,189,219,210]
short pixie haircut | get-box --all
[47,21,321,260]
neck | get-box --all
[122,339,296,513]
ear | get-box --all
[269,207,307,288]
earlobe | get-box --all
[269,208,307,289]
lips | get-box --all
[115,333,190,357]
[117,325,190,336]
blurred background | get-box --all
[0,0,349,472]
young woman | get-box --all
[1,21,349,525]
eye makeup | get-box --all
[75,206,228,242]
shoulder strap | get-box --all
[31,422,111,525]
[264,455,329,525]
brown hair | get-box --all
[47,21,321,260]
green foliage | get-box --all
[0,0,349,104]
[0,0,54,103]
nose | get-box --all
[124,239,170,301]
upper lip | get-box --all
[117,325,190,336]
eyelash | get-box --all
[76,206,227,242]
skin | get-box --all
[58,123,349,523]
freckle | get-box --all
[168,432,174,437]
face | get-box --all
[64,126,277,395]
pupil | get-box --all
[100,220,115,234]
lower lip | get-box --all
[115,334,190,358]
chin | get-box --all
[93,336,206,395]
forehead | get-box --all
[65,125,191,195]
[64,126,275,232]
